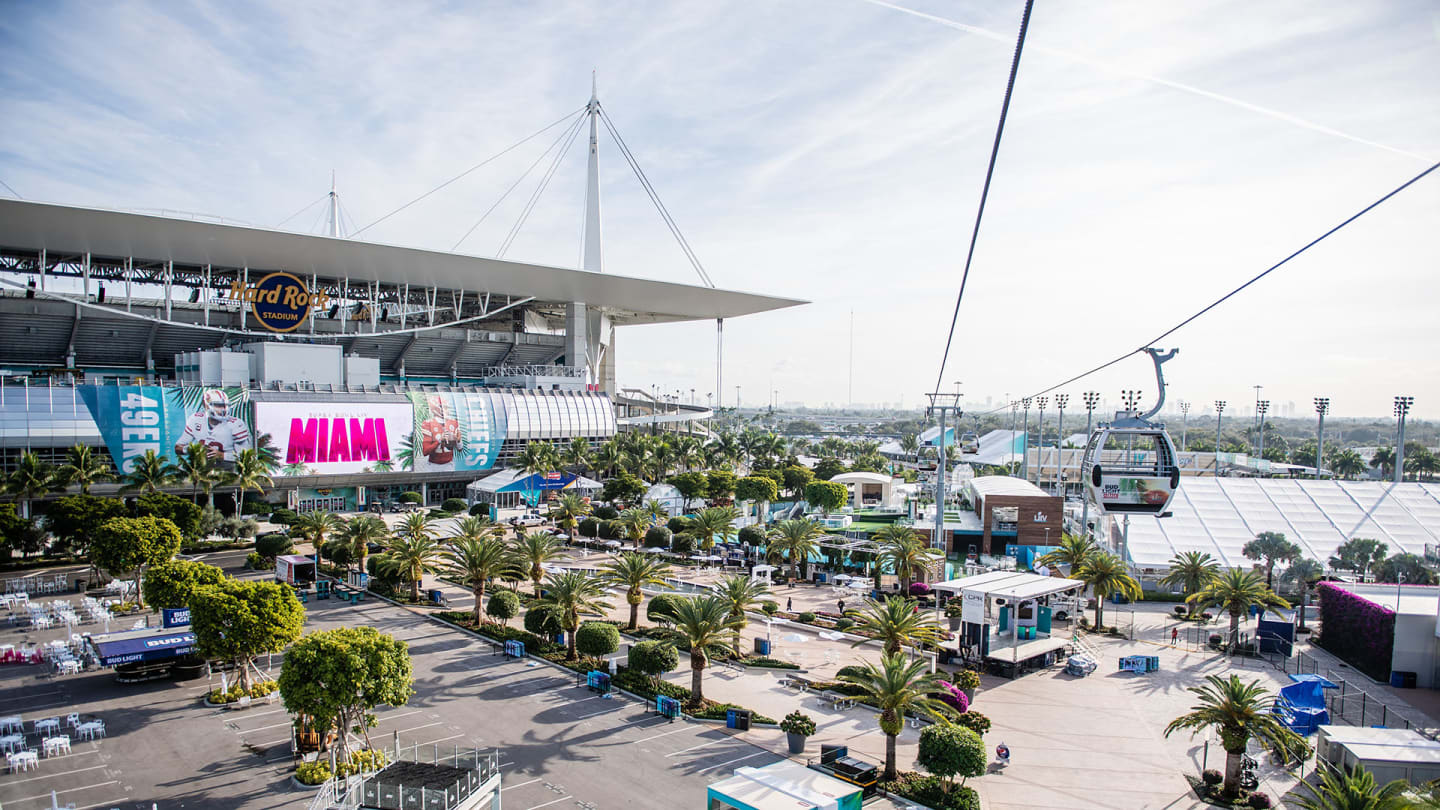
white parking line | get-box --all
[665,735,731,757]
[630,725,695,744]
[8,781,120,804]
[3,764,108,785]
[417,732,465,745]
[370,709,425,725]
[73,800,131,810]
[698,750,772,773]
[394,722,443,736]
[575,704,626,720]
[502,777,541,791]
[521,797,571,810]
[0,690,65,704]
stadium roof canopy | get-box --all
[0,199,805,326]
[1125,479,1440,569]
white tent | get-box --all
[642,483,686,516]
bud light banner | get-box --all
[407,391,506,473]
[78,385,254,473]
[254,402,413,476]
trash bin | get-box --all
[74,578,87,593]
[1390,671,1417,689]
[428,589,444,605]
[725,709,752,731]
[753,638,771,656]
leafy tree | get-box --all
[132,492,203,541]
[812,458,847,481]
[524,603,564,636]
[1187,569,1289,649]
[601,552,673,629]
[142,559,226,610]
[1330,449,1367,480]
[769,518,826,580]
[1076,552,1141,630]
[90,516,183,607]
[1159,550,1221,615]
[803,480,847,515]
[255,531,295,559]
[575,621,620,658]
[1243,531,1301,587]
[668,472,708,511]
[849,595,944,654]
[1374,553,1437,585]
[783,465,815,498]
[643,526,671,548]
[378,533,443,602]
[1164,675,1301,800]
[0,503,22,556]
[647,592,685,625]
[278,626,414,762]
[442,536,517,624]
[600,474,646,506]
[537,571,613,660]
[192,579,305,689]
[669,596,743,708]
[917,724,986,794]
[229,448,274,507]
[875,525,941,592]
[735,476,778,521]
[1330,537,1388,578]
[712,573,770,653]
[45,494,125,552]
[627,640,679,691]
[486,589,522,626]
[704,470,737,502]
[509,529,565,597]
[5,451,58,518]
[1282,558,1325,631]
[839,652,958,781]
[56,444,114,494]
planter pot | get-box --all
[962,689,975,703]
[947,617,961,630]
[290,776,325,791]
[786,732,807,755]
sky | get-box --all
[1,0,1437,420]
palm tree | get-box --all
[1164,675,1301,799]
[1076,552,1142,630]
[516,442,557,480]
[643,499,668,526]
[509,530,565,597]
[120,449,173,495]
[564,437,593,476]
[442,536,516,624]
[669,595,743,708]
[615,507,652,549]
[1292,766,1414,810]
[342,515,388,574]
[394,511,436,545]
[56,444,113,494]
[595,441,624,479]
[689,506,739,552]
[6,451,58,518]
[1187,568,1289,650]
[601,552,673,629]
[1370,446,1395,479]
[711,574,770,653]
[838,652,958,781]
[849,596,944,655]
[173,442,222,507]
[538,570,613,660]
[1330,449,1367,480]
[768,518,825,580]
[1243,531,1301,587]
[379,533,444,602]
[1035,533,1100,571]
[875,525,941,592]
[229,448,274,510]
[549,493,591,539]
[454,514,504,543]
[900,433,919,461]
[1158,550,1220,615]
[292,510,344,557]
[1282,557,1325,631]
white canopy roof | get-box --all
[931,570,1085,600]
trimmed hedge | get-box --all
[878,773,980,810]
[1315,582,1396,681]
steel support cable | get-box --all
[972,159,1440,418]
[453,113,587,251]
[498,112,587,257]
[275,193,330,228]
[351,106,586,237]
[599,108,716,288]
[0,178,24,199]
[932,0,1036,394]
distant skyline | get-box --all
[1,1,1437,418]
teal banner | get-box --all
[406,391,506,473]
[79,385,254,473]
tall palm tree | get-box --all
[549,493,591,539]
[509,530,566,597]
[378,533,443,602]
[454,514,504,543]
[1370,446,1395,479]
[1076,552,1142,630]
[675,436,704,472]
[537,570,613,661]
[56,444,113,494]
[643,499,668,526]
[342,515,388,574]
[1330,449,1367,480]
[394,511,437,545]
[838,652,958,781]
[1158,550,1220,616]
[1282,557,1325,631]
[229,448,274,510]
[768,518,825,580]
[516,442,557,480]
[614,507,652,549]
[120,449,173,495]
[689,506,739,552]
[849,596,944,655]
[292,511,345,556]
[1035,533,1100,571]
[899,433,919,460]
[875,525,941,592]
[1164,674,1300,799]
[669,595,743,708]
[173,442,222,507]
[1187,568,1289,649]
[601,552,673,629]
[564,437,593,476]
[442,536,516,624]
[595,441,624,479]
[1292,766,1414,810]
[1243,531,1301,587]
[6,451,58,518]
[711,574,770,653]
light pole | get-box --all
[1021,398,1032,481]
[1314,397,1330,477]
[1257,401,1270,466]
[1395,396,1414,483]
[735,385,740,410]
[1079,392,1100,537]
[1054,394,1068,497]
[1252,385,1264,455]
[1178,401,1190,452]
[1214,401,1227,476]
[1035,396,1048,486]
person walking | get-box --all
[837,599,846,615]
[1171,626,1179,645]
[786,597,793,612]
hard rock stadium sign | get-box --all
[225,271,331,333]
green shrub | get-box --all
[780,710,816,736]
[268,508,299,526]
[245,551,266,570]
[578,518,600,538]
[643,527,671,548]
[953,710,990,736]
[398,491,422,504]
[954,669,981,691]
[241,500,273,516]
[469,503,490,517]
[592,505,619,521]
[917,725,985,794]
[666,516,690,534]
[797,612,816,623]
[836,665,867,679]
[524,604,564,637]
[1202,769,1222,785]
[738,525,767,546]
[208,679,278,704]
[337,749,387,779]
[628,640,680,684]
[670,532,697,555]
[744,657,800,669]
[295,761,332,785]
[597,520,617,540]
[878,773,980,810]
[647,593,685,625]
[575,621,620,657]
[833,618,854,631]
[1248,793,1273,809]
[255,532,294,559]
[486,590,521,623]
[441,498,468,513]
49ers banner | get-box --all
[78,385,254,474]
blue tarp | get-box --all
[1289,673,1339,689]
[91,629,196,666]
[1275,680,1330,735]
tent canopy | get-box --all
[87,626,197,667]
[707,760,862,810]
[931,570,1085,600]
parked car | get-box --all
[510,514,546,527]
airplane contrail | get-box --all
[858,0,1435,163]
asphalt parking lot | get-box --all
[0,570,789,810]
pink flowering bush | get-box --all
[1315,582,1395,681]
[935,680,969,713]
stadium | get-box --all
[0,181,802,512]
